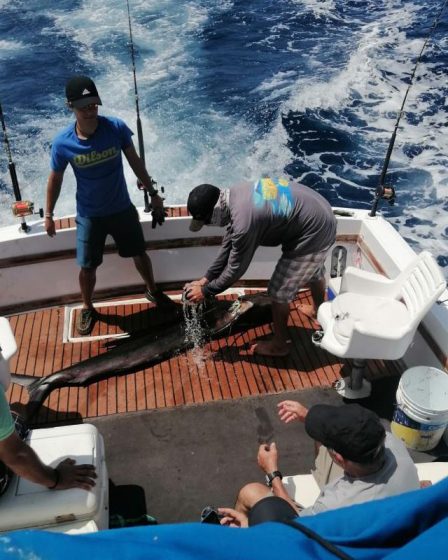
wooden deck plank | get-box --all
[168,359,186,407]
[213,336,243,399]
[186,355,205,405]
[7,314,25,408]
[235,330,268,394]
[4,290,402,424]
[201,347,223,401]
[144,367,156,409]
[14,312,34,375]
[153,363,166,408]
[161,366,176,408]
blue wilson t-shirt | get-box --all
[50,116,134,217]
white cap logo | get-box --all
[82,88,91,95]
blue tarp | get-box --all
[1,478,447,559]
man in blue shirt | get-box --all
[45,76,172,335]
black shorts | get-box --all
[248,496,298,526]
[76,205,146,268]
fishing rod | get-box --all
[0,101,42,232]
[369,0,448,217]
[125,0,155,214]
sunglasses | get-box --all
[78,103,98,111]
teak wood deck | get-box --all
[5,289,402,426]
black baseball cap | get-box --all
[187,184,220,232]
[65,75,102,108]
[305,404,386,464]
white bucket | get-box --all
[391,366,448,451]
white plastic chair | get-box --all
[314,251,446,398]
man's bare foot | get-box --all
[296,303,320,329]
[252,340,290,357]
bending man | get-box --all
[184,177,336,356]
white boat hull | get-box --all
[0,206,446,372]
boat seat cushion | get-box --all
[0,423,108,533]
[331,293,410,344]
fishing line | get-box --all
[125,0,153,213]
[370,0,448,217]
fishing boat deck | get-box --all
[5,288,403,426]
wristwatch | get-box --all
[265,470,283,487]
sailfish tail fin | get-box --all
[10,374,51,420]
[10,373,41,389]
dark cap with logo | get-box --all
[305,404,386,463]
[65,76,102,108]
[187,184,220,232]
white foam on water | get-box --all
[291,0,340,22]
[252,70,298,100]
[51,0,258,201]
[0,0,446,271]
[0,0,254,224]
[249,0,448,264]
[0,39,26,56]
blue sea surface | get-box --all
[0,0,447,268]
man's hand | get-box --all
[184,284,205,303]
[218,507,248,528]
[45,217,56,237]
[277,400,308,424]
[150,194,167,229]
[257,442,278,474]
[54,458,97,491]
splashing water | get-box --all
[182,300,212,375]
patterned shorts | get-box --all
[268,247,331,304]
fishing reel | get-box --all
[11,200,43,218]
[137,179,165,195]
[11,200,44,233]
[369,184,396,217]
[137,179,166,213]
[380,185,396,206]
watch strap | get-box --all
[265,470,283,487]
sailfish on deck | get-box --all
[10,294,272,420]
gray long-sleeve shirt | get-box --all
[202,178,336,297]
[299,432,420,517]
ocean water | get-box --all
[0,0,447,269]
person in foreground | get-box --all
[183,177,336,357]
[218,401,420,527]
[0,386,96,493]
[45,75,173,336]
